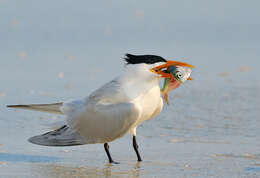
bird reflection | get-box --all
[32,162,142,178]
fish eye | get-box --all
[175,71,183,79]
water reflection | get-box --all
[33,162,142,178]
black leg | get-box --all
[133,136,142,162]
[104,143,119,164]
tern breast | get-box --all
[129,84,163,135]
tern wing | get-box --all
[68,101,141,144]
[62,79,142,144]
[28,101,141,146]
[17,78,142,146]
[7,103,64,115]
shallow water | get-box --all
[1,0,260,177]
[1,78,259,178]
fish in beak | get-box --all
[150,61,194,104]
[161,76,181,105]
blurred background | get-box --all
[1,0,259,101]
[0,0,259,177]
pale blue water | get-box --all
[0,0,260,177]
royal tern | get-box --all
[7,54,194,163]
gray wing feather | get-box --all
[28,125,86,146]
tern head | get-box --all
[124,54,194,104]
[124,53,194,80]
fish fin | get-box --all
[163,93,170,105]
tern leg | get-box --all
[133,136,142,162]
[104,143,119,164]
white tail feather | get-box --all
[7,103,64,115]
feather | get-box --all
[28,125,86,146]
[7,103,63,115]
[124,54,167,64]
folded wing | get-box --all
[28,100,141,146]
[66,101,141,144]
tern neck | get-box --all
[119,64,161,100]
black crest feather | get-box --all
[124,54,167,65]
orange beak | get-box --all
[150,60,195,79]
